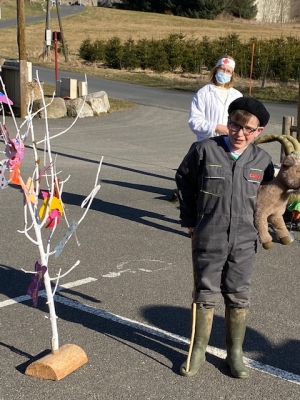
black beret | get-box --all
[228,97,270,127]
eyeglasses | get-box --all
[218,67,233,75]
[228,119,259,136]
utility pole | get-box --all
[56,0,69,62]
[44,0,52,58]
[17,0,27,118]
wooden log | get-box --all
[25,344,88,380]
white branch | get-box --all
[1,72,102,353]
[50,260,80,282]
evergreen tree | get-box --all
[104,37,123,69]
[79,39,95,62]
[171,0,231,19]
[148,40,170,72]
[117,0,166,12]
[149,0,166,12]
[122,38,140,70]
[162,34,184,71]
[117,0,231,18]
[227,0,257,19]
[135,39,152,70]
[117,0,152,11]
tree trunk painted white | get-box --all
[0,74,102,354]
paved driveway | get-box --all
[0,104,299,399]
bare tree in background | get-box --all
[290,0,300,20]
[256,0,291,22]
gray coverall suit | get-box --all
[175,136,274,308]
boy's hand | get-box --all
[188,227,195,237]
[215,124,229,135]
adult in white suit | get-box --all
[189,56,243,142]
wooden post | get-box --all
[54,31,59,81]
[56,0,69,62]
[19,60,27,117]
[249,43,255,96]
[25,344,88,380]
[44,0,52,59]
[17,0,27,118]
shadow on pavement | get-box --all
[62,191,185,237]
[2,269,299,378]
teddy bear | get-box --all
[254,134,300,249]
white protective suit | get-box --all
[188,83,243,142]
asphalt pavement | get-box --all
[0,102,300,399]
[0,6,300,399]
[32,65,298,126]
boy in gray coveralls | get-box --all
[175,97,274,378]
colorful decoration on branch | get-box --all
[7,138,25,170]
[0,123,26,187]
[21,177,38,205]
[9,164,22,185]
[54,220,79,258]
[27,261,47,307]
[0,159,9,189]
[0,91,13,105]
[39,190,63,228]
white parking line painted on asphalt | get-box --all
[1,278,300,385]
[48,294,300,386]
[0,277,97,308]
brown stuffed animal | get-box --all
[254,134,300,249]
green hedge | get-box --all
[78,34,300,82]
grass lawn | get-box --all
[1,3,300,104]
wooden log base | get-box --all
[25,344,88,380]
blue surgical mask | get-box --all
[215,71,231,85]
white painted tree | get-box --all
[0,75,103,380]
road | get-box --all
[33,65,298,126]
[0,4,297,124]
[0,104,299,399]
[0,5,84,28]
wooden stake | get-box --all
[185,302,196,372]
[25,344,88,380]
[249,42,255,96]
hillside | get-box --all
[0,5,300,60]
[0,3,300,103]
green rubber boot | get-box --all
[225,307,249,379]
[180,306,214,377]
